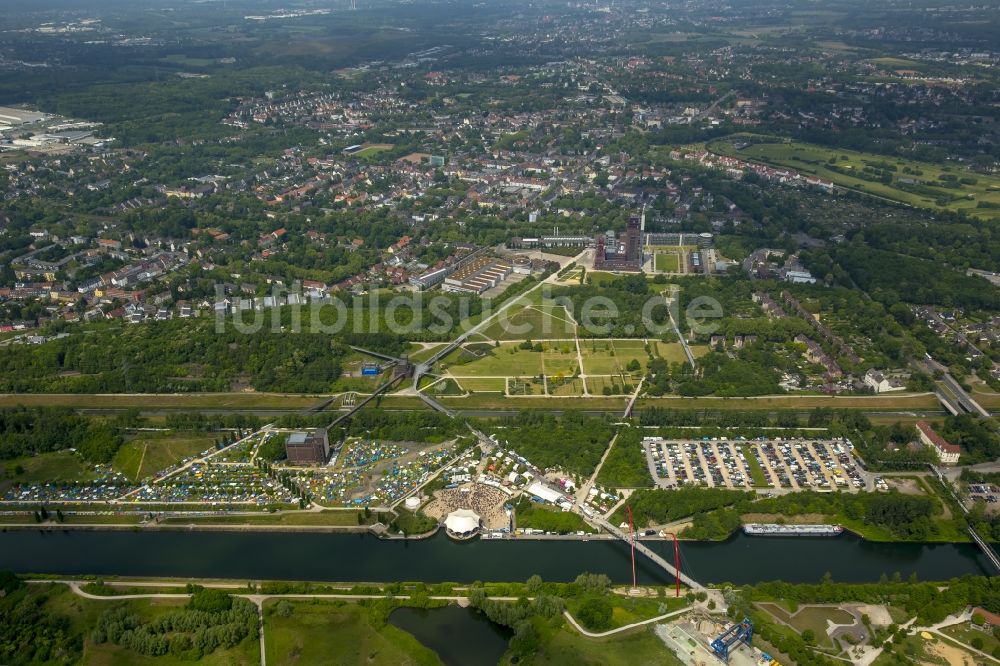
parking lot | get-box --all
[968,483,999,507]
[644,437,864,492]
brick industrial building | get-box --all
[285,430,330,465]
[594,216,642,272]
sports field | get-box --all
[708,135,1000,220]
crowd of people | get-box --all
[432,483,510,529]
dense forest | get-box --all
[0,406,123,463]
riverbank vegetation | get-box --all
[514,497,596,534]
[616,485,965,542]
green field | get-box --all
[1,450,98,486]
[528,624,685,666]
[708,135,1000,220]
[264,600,441,666]
[481,304,578,340]
[352,143,393,158]
[757,603,854,648]
[654,252,681,273]
[444,343,548,377]
[453,377,507,393]
[113,432,217,481]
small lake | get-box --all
[389,605,511,666]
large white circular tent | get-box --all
[444,508,481,540]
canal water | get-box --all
[389,606,511,666]
[0,530,992,584]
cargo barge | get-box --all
[743,523,843,537]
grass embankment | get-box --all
[740,445,770,488]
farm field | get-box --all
[707,135,1000,220]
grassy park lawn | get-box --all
[482,304,578,340]
[113,431,217,481]
[757,603,855,648]
[542,350,582,377]
[452,377,507,393]
[708,135,1000,220]
[654,252,681,273]
[264,600,441,666]
[407,344,448,363]
[581,340,648,375]
[565,595,688,631]
[444,343,546,377]
[940,621,1000,655]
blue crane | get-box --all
[710,617,753,663]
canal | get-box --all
[0,530,993,584]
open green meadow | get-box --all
[653,252,682,273]
[526,624,684,666]
[113,431,217,481]
[708,135,1000,220]
[2,450,98,486]
[263,600,441,666]
[480,303,578,340]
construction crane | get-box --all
[710,617,753,663]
